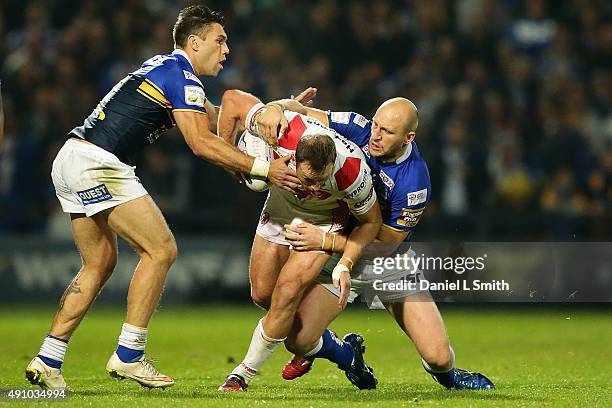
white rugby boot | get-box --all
[106,352,175,389]
[25,357,67,390]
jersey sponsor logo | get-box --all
[344,169,368,199]
[330,112,351,124]
[407,188,427,206]
[184,85,206,107]
[279,115,307,150]
[183,70,203,87]
[353,186,374,209]
[77,184,112,205]
[379,170,394,189]
[335,156,361,190]
[397,207,424,227]
[353,113,368,128]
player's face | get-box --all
[195,23,229,77]
[296,161,333,192]
[369,112,413,162]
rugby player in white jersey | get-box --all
[253,90,496,390]
[215,90,382,391]
[25,6,300,391]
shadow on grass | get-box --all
[74,383,543,404]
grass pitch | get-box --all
[0,304,610,407]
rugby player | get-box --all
[215,90,382,391]
[255,93,496,390]
[25,6,300,391]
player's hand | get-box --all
[268,155,301,193]
[292,87,318,106]
[256,105,286,146]
[281,222,323,251]
[333,269,351,309]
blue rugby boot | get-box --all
[341,333,377,390]
[432,367,495,390]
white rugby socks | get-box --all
[38,335,68,368]
[116,323,147,362]
[231,319,285,384]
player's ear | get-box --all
[406,131,416,144]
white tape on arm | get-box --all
[250,158,270,178]
[332,263,350,281]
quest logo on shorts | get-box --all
[77,184,113,205]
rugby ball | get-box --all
[237,131,273,192]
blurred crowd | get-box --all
[0,0,610,238]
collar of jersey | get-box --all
[393,141,413,165]
[172,49,196,73]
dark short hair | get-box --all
[173,5,225,47]
[295,135,337,173]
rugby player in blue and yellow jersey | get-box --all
[255,93,495,390]
[25,5,300,391]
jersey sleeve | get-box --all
[151,63,207,113]
[337,158,377,215]
[326,111,371,148]
[385,170,430,233]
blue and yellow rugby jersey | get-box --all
[326,111,431,237]
[70,49,207,163]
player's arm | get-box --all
[203,99,219,134]
[332,200,382,307]
[285,222,408,253]
[173,109,300,192]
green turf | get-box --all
[0,305,610,407]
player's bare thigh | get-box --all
[70,212,118,274]
[285,283,343,354]
[106,194,176,261]
[249,233,290,309]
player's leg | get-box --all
[384,293,495,390]
[249,234,289,310]
[26,213,118,389]
[103,195,177,388]
[283,284,377,389]
[220,250,329,390]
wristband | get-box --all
[340,256,354,270]
[332,263,350,281]
[331,234,337,252]
[321,232,328,251]
[250,158,270,178]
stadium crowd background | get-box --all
[0,0,610,240]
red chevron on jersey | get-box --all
[279,115,307,150]
[335,156,361,190]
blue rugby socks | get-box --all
[306,329,354,369]
[38,335,68,369]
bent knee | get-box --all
[251,288,272,310]
[421,344,453,370]
[285,332,319,355]
[147,235,178,267]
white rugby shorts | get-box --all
[51,138,148,216]
[317,250,427,309]
[256,187,348,246]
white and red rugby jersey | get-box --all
[245,103,377,216]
